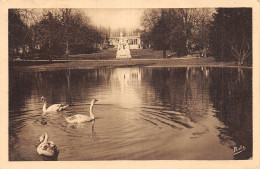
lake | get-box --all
[9,66,252,160]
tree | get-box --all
[170,23,188,56]
[151,9,174,58]
[192,9,214,57]
[209,8,252,65]
[140,8,212,57]
[8,9,31,58]
[30,9,106,57]
[171,8,214,56]
[175,9,197,54]
[141,9,177,58]
[140,30,152,49]
[58,9,105,54]
[33,11,63,58]
[140,9,162,50]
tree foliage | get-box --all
[140,8,213,57]
[209,8,252,65]
[9,8,107,59]
[8,9,31,57]
[31,9,105,56]
[32,12,63,57]
[141,9,177,57]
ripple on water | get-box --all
[139,106,193,129]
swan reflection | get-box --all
[64,120,97,140]
[40,117,47,125]
[90,120,97,140]
[66,122,89,129]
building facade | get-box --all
[108,35,142,49]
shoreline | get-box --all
[9,57,252,71]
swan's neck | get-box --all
[43,133,48,143]
[39,132,48,144]
[37,133,48,155]
[42,101,47,114]
[89,102,95,119]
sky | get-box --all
[21,8,145,31]
[84,9,145,30]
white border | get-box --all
[0,0,259,169]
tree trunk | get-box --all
[65,9,70,60]
[23,45,26,59]
[163,49,166,58]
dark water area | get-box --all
[9,66,252,160]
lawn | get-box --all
[61,48,117,60]
[13,48,200,61]
[11,48,250,70]
[130,49,175,59]
[57,48,175,60]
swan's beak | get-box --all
[39,135,44,143]
[95,99,98,103]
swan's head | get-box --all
[39,135,44,143]
[92,98,98,104]
[41,96,45,102]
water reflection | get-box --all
[9,66,252,160]
[40,117,47,125]
[143,67,211,123]
[66,69,72,104]
[209,67,252,159]
[110,68,143,108]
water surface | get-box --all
[9,67,252,160]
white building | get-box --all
[108,35,142,49]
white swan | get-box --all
[64,99,98,123]
[41,96,68,115]
[36,132,59,159]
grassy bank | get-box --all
[10,57,248,72]
[56,48,173,60]
[130,49,175,59]
[13,48,182,61]
[66,48,116,60]
[65,49,183,60]
[10,48,251,71]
